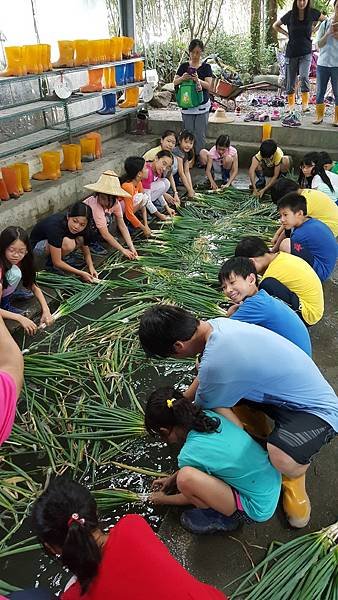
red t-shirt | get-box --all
[61,514,226,600]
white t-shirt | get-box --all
[312,171,338,203]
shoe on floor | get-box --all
[11,288,34,300]
[282,113,301,127]
[89,241,108,256]
[180,508,241,534]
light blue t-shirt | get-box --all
[195,318,338,431]
[178,411,281,522]
[230,289,312,356]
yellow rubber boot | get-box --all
[333,106,338,127]
[134,60,144,82]
[119,86,139,108]
[80,69,103,93]
[282,474,311,528]
[53,41,75,68]
[80,138,96,162]
[74,40,89,67]
[287,93,295,111]
[233,405,272,438]
[313,103,325,124]
[85,132,102,159]
[13,163,31,192]
[61,145,78,172]
[33,152,61,181]
[301,92,310,113]
[121,36,134,58]
[9,164,24,196]
[0,46,24,77]
[74,145,82,170]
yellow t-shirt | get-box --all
[143,145,162,161]
[301,188,338,237]
[261,252,324,325]
[255,147,284,168]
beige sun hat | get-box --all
[209,108,234,123]
[84,170,131,197]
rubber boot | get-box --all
[233,405,272,438]
[333,106,338,128]
[80,138,96,162]
[97,93,116,114]
[121,36,134,58]
[0,46,24,77]
[103,67,116,89]
[287,93,295,111]
[13,163,31,192]
[11,164,24,195]
[41,44,52,71]
[1,167,21,198]
[282,474,311,528]
[301,92,310,113]
[74,40,89,67]
[313,103,325,124]
[61,145,78,172]
[134,60,144,82]
[85,132,102,159]
[32,152,61,181]
[119,86,139,108]
[36,45,44,74]
[74,145,82,170]
[0,172,10,201]
[80,69,103,93]
[52,41,75,68]
[23,45,39,74]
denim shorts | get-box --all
[32,239,49,256]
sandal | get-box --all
[258,112,269,122]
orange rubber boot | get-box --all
[0,46,24,77]
[10,164,24,195]
[121,36,134,58]
[13,163,31,192]
[80,69,103,92]
[282,474,311,528]
[33,151,61,181]
[53,41,75,68]
[80,138,96,162]
[287,93,295,111]
[74,144,82,170]
[333,106,338,127]
[104,67,116,88]
[119,86,139,108]
[1,167,21,198]
[313,103,325,125]
[74,40,89,67]
[61,145,78,171]
[0,171,10,200]
[85,132,102,159]
[301,92,310,113]
[134,60,144,82]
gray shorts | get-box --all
[32,239,49,256]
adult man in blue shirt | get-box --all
[139,305,337,529]
[218,256,312,356]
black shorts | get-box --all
[291,240,314,268]
[243,402,336,465]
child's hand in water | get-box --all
[19,315,37,335]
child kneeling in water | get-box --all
[32,477,226,599]
[146,387,281,534]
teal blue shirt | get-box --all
[178,411,281,522]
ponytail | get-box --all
[63,518,101,593]
[32,477,101,595]
[314,161,335,193]
[145,386,220,436]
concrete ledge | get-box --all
[148,109,338,162]
[0,133,156,231]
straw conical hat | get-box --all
[209,108,234,123]
[84,170,131,197]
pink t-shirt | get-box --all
[0,371,17,446]
[209,145,237,165]
[83,196,123,230]
[142,163,158,190]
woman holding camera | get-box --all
[173,39,213,161]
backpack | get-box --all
[176,80,203,109]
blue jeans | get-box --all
[285,54,312,94]
[316,65,338,105]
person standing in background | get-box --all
[313,0,338,126]
[273,0,326,113]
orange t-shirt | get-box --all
[120,181,144,228]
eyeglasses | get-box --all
[7,247,27,257]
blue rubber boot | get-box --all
[97,93,116,115]
[180,508,242,534]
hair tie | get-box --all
[167,398,175,408]
[67,513,85,528]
